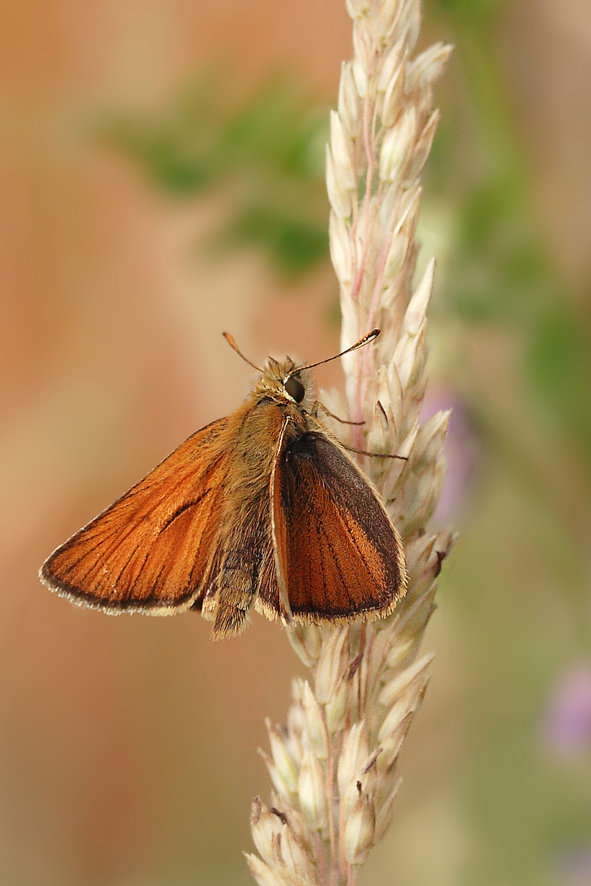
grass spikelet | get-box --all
[250,1,454,882]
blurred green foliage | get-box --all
[423,2,591,485]
[104,75,329,279]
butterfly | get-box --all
[40,329,407,640]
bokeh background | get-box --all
[2,0,591,884]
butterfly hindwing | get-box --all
[40,418,231,613]
[261,430,406,623]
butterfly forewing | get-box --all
[262,431,406,623]
[40,418,231,613]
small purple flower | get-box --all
[543,661,591,756]
[554,846,591,886]
[421,386,479,524]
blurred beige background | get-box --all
[1,1,590,885]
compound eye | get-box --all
[284,375,305,403]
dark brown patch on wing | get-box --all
[263,431,406,623]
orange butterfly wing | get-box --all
[263,430,406,623]
[40,418,231,613]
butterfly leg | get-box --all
[341,443,407,460]
[310,401,365,425]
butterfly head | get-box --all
[223,331,381,415]
[257,357,315,410]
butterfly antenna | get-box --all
[301,328,380,372]
[222,332,263,372]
